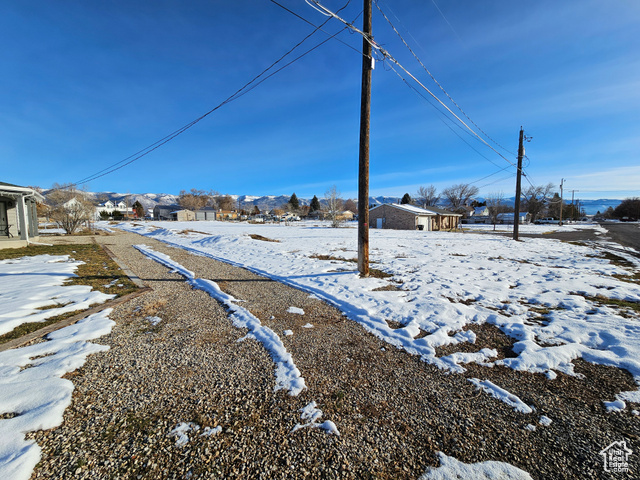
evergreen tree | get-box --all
[252,205,260,215]
[310,195,321,212]
[289,193,300,211]
[133,201,145,218]
[401,193,412,205]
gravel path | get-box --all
[29,230,639,479]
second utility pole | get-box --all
[358,0,372,277]
[513,127,525,241]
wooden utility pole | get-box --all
[513,127,524,241]
[357,0,372,277]
[559,178,565,226]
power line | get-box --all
[74,2,356,186]
[269,0,361,55]
[308,0,520,172]
[373,0,516,157]
[384,58,510,171]
[469,166,513,187]
[383,59,517,189]
[307,0,539,195]
[477,173,516,190]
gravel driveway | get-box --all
[29,230,639,479]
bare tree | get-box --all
[324,185,344,228]
[486,192,509,230]
[216,195,235,211]
[178,189,210,212]
[521,183,554,222]
[441,183,479,212]
[344,198,358,215]
[415,185,439,208]
[47,183,95,234]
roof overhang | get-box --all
[0,184,45,203]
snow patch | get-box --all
[0,255,114,336]
[419,452,533,480]
[135,245,306,396]
[468,379,534,414]
[604,399,626,412]
[291,401,340,436]
[0,310,115,480]
[539,415,552,426]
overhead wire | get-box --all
[74,1,357,186]
[270,0,361,55]
[383,58,507,171]
[307,0,520,174]
[380,57,516,190]
[306,0,527,195]
[373,0,516,157]
[374,0,540,191]
[303,0,534,194]
[477,173,517,190]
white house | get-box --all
[0,181,45,249]
[96,200,133,219]
[474,206,489,216]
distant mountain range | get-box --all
[43,190,621,216]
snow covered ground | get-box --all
[2,220,639,479]
[0,310,115,479]
[114,220,640,409]
[0,254,117,479]
[0,254,114,336]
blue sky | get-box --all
[2,0,639,200]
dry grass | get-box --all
[178,229,210,235]
[133,298,168,318]
[0,243,139,345]
[372,285,403,292]
[310,254,357,263]
[248,234,280,242]
[576,294,640,315]
[368,268,394,279]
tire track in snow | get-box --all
[134,244,306,396]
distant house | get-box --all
[338,210,355,221]
[96,200,132,219]
[195,207,217,221]
[153,204,181,221]
[0,181,45,249]
[306,210,325,221]
[460,205,475,218]
[474,206,489,216]
[369,204,461,231]
[215,210,239,221]
[172,209,195,221]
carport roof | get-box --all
[370,203,461,216]
[0,182,45,202]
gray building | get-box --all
[195,207,217,221]
[153,204,181,221]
